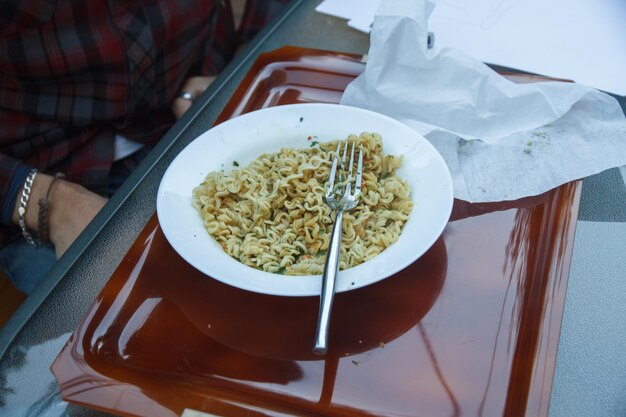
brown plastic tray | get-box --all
[52,47,581,417]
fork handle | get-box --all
[313,210,344,355]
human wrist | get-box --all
[11,172,54,231]
[37,173,65,242]
[46,179,77,244]
[46,179,107,258]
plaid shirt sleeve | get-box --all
[0,0,289,227]
[0,0,58,223]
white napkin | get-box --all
[341,0,626,202]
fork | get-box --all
[313,141,363,355]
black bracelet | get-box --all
[37,173,65,243]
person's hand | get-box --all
[172,76,216,119]
[12,174,107,259]
[47,180,107,258]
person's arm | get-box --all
[9,172,106,259]
[0,154,106,259]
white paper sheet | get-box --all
[316,0,380,32]
[316,0,626,95]
[341,0,626,202]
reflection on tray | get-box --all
[107,232,447,363]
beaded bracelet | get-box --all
[37,173,65,243]
[18,169,40,247]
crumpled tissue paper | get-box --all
[341,0,626,202]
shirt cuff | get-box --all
[0,163,31,226]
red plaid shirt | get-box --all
[0,0,288,225]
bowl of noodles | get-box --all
[157,103,453,296]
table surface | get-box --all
[1,1,625,416]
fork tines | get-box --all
[327,140,363,199]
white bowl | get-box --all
[157,103,453,296]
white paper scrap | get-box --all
[316,0,380,22]
[316,0,626,95]
[341,0,626,202]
